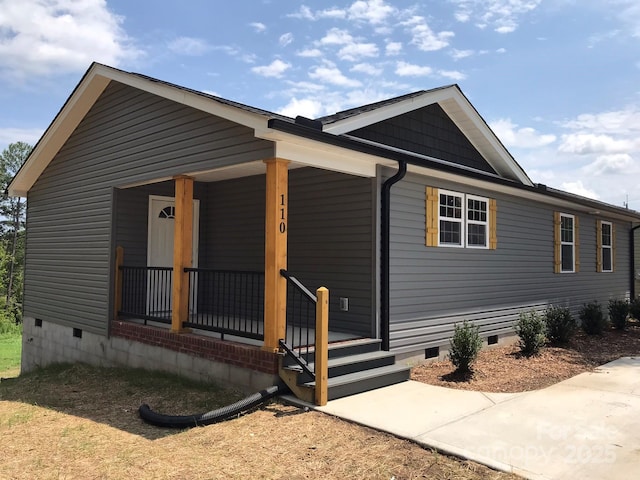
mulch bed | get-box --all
[411,323,640,393]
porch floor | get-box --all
[122,316,361,347]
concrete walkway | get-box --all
[313,357,640,480]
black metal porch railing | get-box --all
[119,266,173,324]
[279,269,317,378]
[183,268,265,340]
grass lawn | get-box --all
[0,333,21,377]
[0,363,519,480]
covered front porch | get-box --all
[110,159,385,402]
[111,159,378,345]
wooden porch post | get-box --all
[263,158,289,352]
[315,287,329,406]
[171,175,194,333]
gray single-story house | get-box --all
[10,63,640,402]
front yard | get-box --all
[0,363,517,480]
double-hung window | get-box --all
[428,188,493,249]
[597,220,614,273]
[466,195,489,248]
[560,214,575,273]
[554,212,579,273]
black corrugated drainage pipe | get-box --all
[139,384,288,428]
[632,224,640,299]
[380,161,407,351]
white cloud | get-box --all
[319,28,354,46]
[584,154,635,175]
[490,119,557,148]
[338,42,379,61]
[558,133,634,155]
[297,48,324,58]
[278,97,325,118]
[318,8,347,19]
[385,41,402,56]
[0,0,141,78]
[350,63,383,75]
[168,37,210,56]
[288,5,315,20]
[309,63,362,87]
[562,108,640,135]
[251,59,291,78]
[347,0,396,24]
[438,70,466,81]
[250,22,266,33]
[403,16,454,51]
[450,0,542,34]
[560,181,600,200]
[279,33,294,47]
[450,48,474,60]
[395,61,432,76]
[0,127,43,149]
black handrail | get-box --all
[184,268,265,340]
[119,266,173,325]
[279,269,316,379]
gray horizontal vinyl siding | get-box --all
[388,171,632,353]
[24,81,274,335]
[288,168,375,337]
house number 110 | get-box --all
[279,193,286,234]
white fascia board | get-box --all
[323,88,456,135]
[257,129,394,178]
[406,164,638,222]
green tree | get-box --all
[0,141,31,322]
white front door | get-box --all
[147,195,200,315]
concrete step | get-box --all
[303,363,411,401]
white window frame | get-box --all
[438,189,464,248]
[601,221,613,273]
[437,189,489,249]
[466,194,489,249]
[560,213,575,273]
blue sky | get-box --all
[1,0,639,208]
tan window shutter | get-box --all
[489,198,497,250]
[553,211,561,273]
[574,216,580,273]
[612,223,616,272]
[596,220,602,273]
[425,187,439,247]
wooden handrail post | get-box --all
[315,287,329,406]
[114,246,124,321]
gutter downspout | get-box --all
[632,224,640,299]
[380,161,407,351]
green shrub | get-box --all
[515,310,546,356]
[0,313,21,336]
[545,305,575,344]
[449,321,483,373]
[629,297,640,321]
[579,301,607,335]
[608,298,629,330]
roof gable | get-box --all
[8,63,278,197]
[320,85,533,185]
[348,103,496,175]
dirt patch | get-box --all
[412,323,640,393]
[0,363,518,480]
